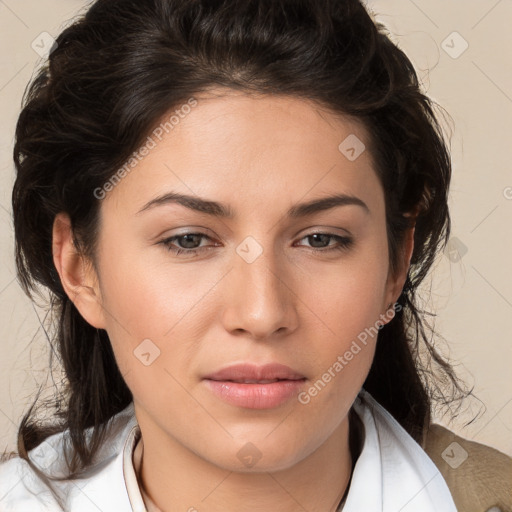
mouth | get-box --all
[204,363,305,382]
[216,378,291,384]
[203,363,306,409]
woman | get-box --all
[1,0,510,511]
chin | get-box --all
[203,435,312,474]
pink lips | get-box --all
[203,363,306,409]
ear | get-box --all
[383,215,416,312]
[52,212,107,329]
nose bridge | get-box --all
[222,235,297,338]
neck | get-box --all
[133,412,359,512]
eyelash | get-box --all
[158,232,353,257]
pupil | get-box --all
[181,234,200,248]
[310,234,329,248]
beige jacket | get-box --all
[424,424,512,512]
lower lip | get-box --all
[204,379,306,409]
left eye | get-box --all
[160,233,214,256]
[159,232,353,257]
[298,233,352,251]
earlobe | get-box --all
[383,220,416,316]
[402,222,416,282]
[52,212,106,329]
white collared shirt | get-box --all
[0,390,457,511]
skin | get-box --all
[53,89,414,512]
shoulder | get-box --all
[424,423,512,512]
[0,456,58,511]
[0,402,138,512]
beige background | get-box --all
[0,0,511,457]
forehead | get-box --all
[102,89,383,217]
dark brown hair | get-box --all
[8,0,469,507]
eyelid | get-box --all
[294,225,353,239]
[159,226,351,244]
[158,229,354,257]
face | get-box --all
[67,89,408,472]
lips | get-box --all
[231,379,280,384]
[204,363,305,382]
[203,363,306,409]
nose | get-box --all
[220,242,299,341]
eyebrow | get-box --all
[137,191,369,218]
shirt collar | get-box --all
[345,390,457,511]
[123,423,152,512]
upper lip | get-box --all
[204,363,305,382]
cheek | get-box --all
[97,239,210,335]
[304,250,389,337]
[304,278,381,397]
[295,266,384,428]
[95,244,219,390]
[295,242,389,386]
